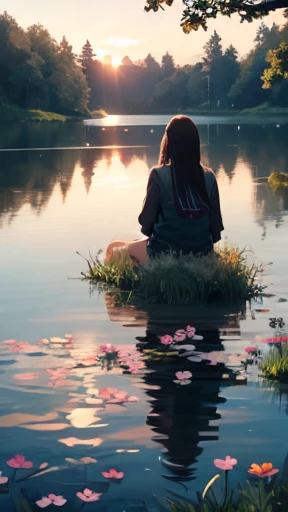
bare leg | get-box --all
[105,238,149,264]
[105,241,127,262]
[126,239,149,264]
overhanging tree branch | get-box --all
[144,0,288,32]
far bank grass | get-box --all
[0,101,108,123]
[82,245,265,305]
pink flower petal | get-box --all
[113,470,124,479]
[114,391,128,401]
[21,461,33,469]
[77,490,102,502]
[36,497,52,508]
[3,340,17,345]
[14,373,39,380]
[186,326,196,337]
[160,335,174,345]
[226,456,237,466]
[7,459,21,468]
[48,495,67,506]
[99,389,111,400]
[245,346,258,354]
[175,371,192,380]
[214,456,237,470]
[214,459,232,470]
[174,331,186,341]
[39,463,49,470]
[102,471,112,479]
[15,455,26,463]
[102,468,124,479]
[126,396,139,402]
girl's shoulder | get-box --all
[149,165,170,183]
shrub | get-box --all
[268,172,288,192]
[260,344,288,381]
[81,244,265,305]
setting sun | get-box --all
[112,56,122,68]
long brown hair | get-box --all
[159,116,210,216]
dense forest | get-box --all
[0,10,287,117]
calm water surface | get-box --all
[0,116,288,511]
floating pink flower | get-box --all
[186,326,196,338]
[80,356,98,366]
[245,346,258,354]
[214,455,237,471]
[128,362,145,373]
[46,368,68,380]
[14,373,39,381]
[175,371,192,381]
[0,471,8,485]
[99,388,112,400]
[113,390,128,401]
[76,489,102,502]
[160,335,174,345]
[100,343,117,353]
[174,330,187,342]
[261,336,288,344]
[3,340,30,352]
[102,468,124,479]
[38,338,49,345]
[36,494,67,508]
[7,455,33,469]
[126,396,139,402]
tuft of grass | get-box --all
[82,244,266,305]
[91,109,108,118]
[260,344,288,381]
[240,103,288,116]
[268,172,288,192]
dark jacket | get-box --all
[138,165,224,249]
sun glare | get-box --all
[112,56,121,68]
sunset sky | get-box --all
[0,0,285,65]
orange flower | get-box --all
[248,463,279,478]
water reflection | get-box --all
[105,294,245,481]
[1,124,287,233]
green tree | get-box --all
[144,53,161,73]
[203,30,222,63]
[161,51,175,78]
[0,12,35,107]
[78,40,96,72]
[186,63,208,107]
[152,66,191,109]
[229,23,282,108]
[203,31,224,108]
[262,41,288,88]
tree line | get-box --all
[0,10,287,116]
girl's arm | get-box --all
[138,169,160,237]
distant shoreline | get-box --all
[1,104,288,123]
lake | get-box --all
[0,115,288,511]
